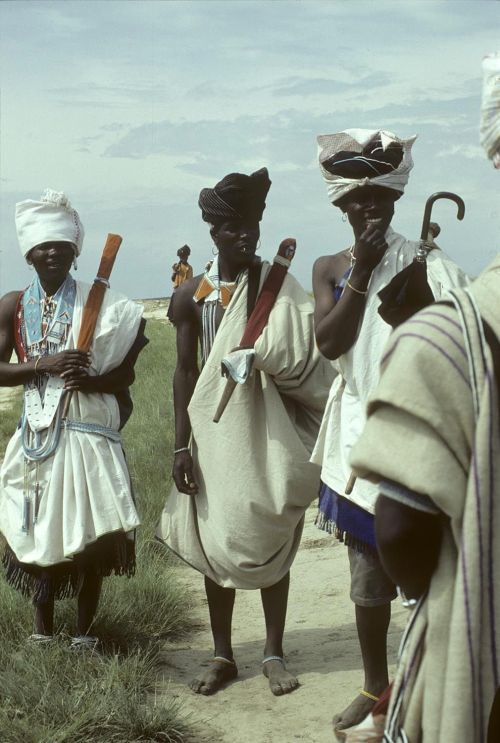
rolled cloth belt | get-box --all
[63,419,122,443]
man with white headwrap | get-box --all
[348,53,500,743]
[309,129,469,737]
[0,189,147,649]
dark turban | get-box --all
[321,135,404,180]
[198,167,271,225]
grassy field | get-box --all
[0,319,196,742]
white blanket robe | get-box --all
[0,281,143,567]
[310,227,469,514]
[157,267,335,589]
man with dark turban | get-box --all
[157,167,333,697]
[310,129,468,737]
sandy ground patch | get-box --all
[137,298,170,322]
[159,507,408,743]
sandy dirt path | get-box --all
[159,508,408,743]
[142,299,409,742]
[0,304,408,742]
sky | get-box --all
[0,0,499,298]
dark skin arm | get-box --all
[375,495,444,600]
[0,291,90,386]
[171,277,203,495]
[0,291,145,395]
[61,318,148,393]
[313,225,388,360]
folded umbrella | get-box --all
[377,192,465,328]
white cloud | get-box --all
[0,0,499,297]
[437,144,486,160]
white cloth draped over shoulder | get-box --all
[350,255,500,742]
[0,281,143,567]
[157,264,335,590]
[310,227,470,514]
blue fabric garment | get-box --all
[322,266,376,552]
[22,275,76,352]
[316,481,377,553]
[334,266,353,302]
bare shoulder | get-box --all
[0,290,22,319]
[174,275,201,303]
[171,274,203,322]
[313,250,350,284]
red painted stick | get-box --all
[213,238,296,423]
[62,233,122,418]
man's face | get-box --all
[212,220,260,268]
[340,186,397,238]
[28,241,75,285]
[178,249,190,263]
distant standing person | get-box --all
[167,245,193,323]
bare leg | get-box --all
[333,603,390,736]
[76,571,103,636]
[189,576,238,695]
[34,593,55,636]
[260,572,299,696]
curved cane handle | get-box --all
[420,192,465,241]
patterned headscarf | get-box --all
[480,52,500,168]
[317,129,417,206]
[198,168,271,225]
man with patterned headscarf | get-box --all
[157,167,333,697]
[309,129,469,737]
[349,53,500,743]
[0,189,147,650]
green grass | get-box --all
[0,394,22,456]
[0,319,196,742]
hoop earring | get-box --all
[212,245,219,256]
[257,238,261,251]
[342,212,347,223]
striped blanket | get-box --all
[350,254,500,742]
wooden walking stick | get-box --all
[61,233,123,418]
[213,237,297,423]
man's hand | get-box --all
[172,450,199,495]
[60,367,92,391]
[352,224,388,273]
[38,350,91,377]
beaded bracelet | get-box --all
[174,446,190,454]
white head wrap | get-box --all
[480,53,500,169]
[15,189,84,260]
[317,128,417,205]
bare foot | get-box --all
[189,658,238,695]
[333,693,379,740]
[262,658,299,696]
